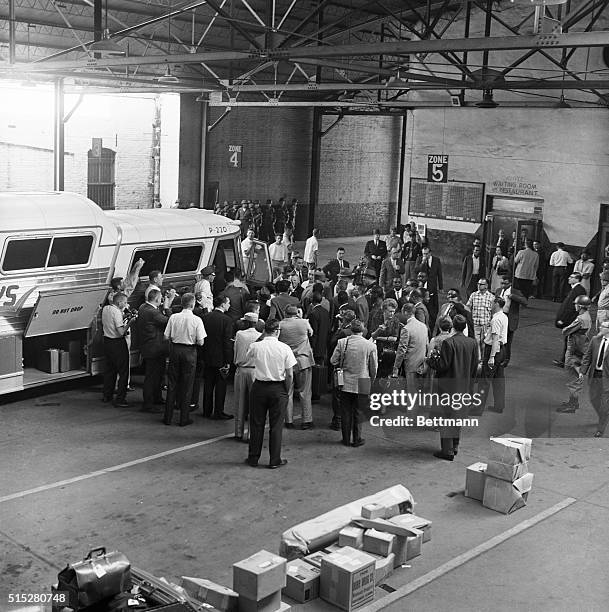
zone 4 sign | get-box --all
[228,144,242,168]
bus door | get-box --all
[244,239,272,287]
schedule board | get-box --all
[408,178,484,223]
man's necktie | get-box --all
[597,339,606,369]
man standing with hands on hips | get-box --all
[245,319,297,468]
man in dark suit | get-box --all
[136,288,171,412]
[554,272,587,367]
[386,276,408,309]
[202,295,234,419]
[533,240,547,298]
[495,275,528,367]
[496,229,510,257]
[323,247,350,285]
[379,248,406,294]
[364,229,388,277]
[461,245,486,299]
[431,314,479,460]
[415,245,443,324]
[579,321,609,437]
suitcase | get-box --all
[312,364,328,397]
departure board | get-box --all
[408,178,484,223]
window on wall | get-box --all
[88,147,116,210]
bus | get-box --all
[0,192,271,395]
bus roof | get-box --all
[106,208,241,245]
[0,192,117,237]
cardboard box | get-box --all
[362,529,395,557]
[303,551,329,570]
[361,503,385,519]
[238,590,282,612]
[283,559,320,603]
[486,460,529,482]
[387,514,432,543]
[324,543,344,554]
[233,550,287,601]
[180,577,239,611]
[489,437,530,465]
[320,547,376,611]
[372,552,395,585]
[279,485,414,559]
[482,473,534,514]
[392,529,423,567]
[501,437,532,461]
[350,517,418,538]
[38,348,60,373]
[339,526,365,549]
[465,462,488,501]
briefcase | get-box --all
[57,547,132,610]
[312,364,329,396]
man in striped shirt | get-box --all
[466,278,495,360]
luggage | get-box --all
[312,364,329,397]
[57,547,131,610]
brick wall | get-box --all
[315,114,402,238]
[206,106,314,238]
[0,91,160,209]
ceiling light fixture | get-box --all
[475,89,498,108]
[89,0,125,55]
[157,66,179,84]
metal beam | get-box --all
[53,78,65,191]
[9,31,609,72]
[9,0,16,63]
[204,0,262,49]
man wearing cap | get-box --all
[579,321,609,437]
[237,201,252,238]
[323,247,351,285]
[234,300,265,334]
[163,293,207,426]
[279,305,315,429]
[557,295,592,413]
[478,297,509,414]
[364,229,388,277]
[233,313,262,440]
[194,266,215,313]
[304,229,320,269]
[245,319,296,468]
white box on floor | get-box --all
[238,590,282,612]
[339,525,365,549]
[361,502,385,519]
[233,550,286,601]
[283,559,320,603]
[180,577,238,611]
[362,529,395,557]
[465,462,488,501]
[482,473,534,514]
[320,547,375,611]
[489,437,531,464]
[486,460,529,482]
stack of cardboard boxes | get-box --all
[232,550,290,612]
[465,437,534,514]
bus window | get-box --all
[48,235,94,267]
[2,237,51,271]
[133,248,169,277]
[165,245,203,274]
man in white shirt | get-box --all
[245,319,297,468]
[479,297,509,413]
[233,313,262,441]
[101,292,132,407]
[269,234,289,278]
[573,251,594,295]
[163,293,207,426]
[550,242,574,301]
[145,269,163,302]
[304,228,320,269]
[194,265,215,313]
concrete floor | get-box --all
[1,237,609,611]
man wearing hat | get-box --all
[579,320,609,437]
[364,229,388,277]
[233,313,262,440]
[194,265,215,313]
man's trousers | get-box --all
[248,380,288,466]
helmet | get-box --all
[574,295,591,307]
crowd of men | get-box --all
[99,223,609,470]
